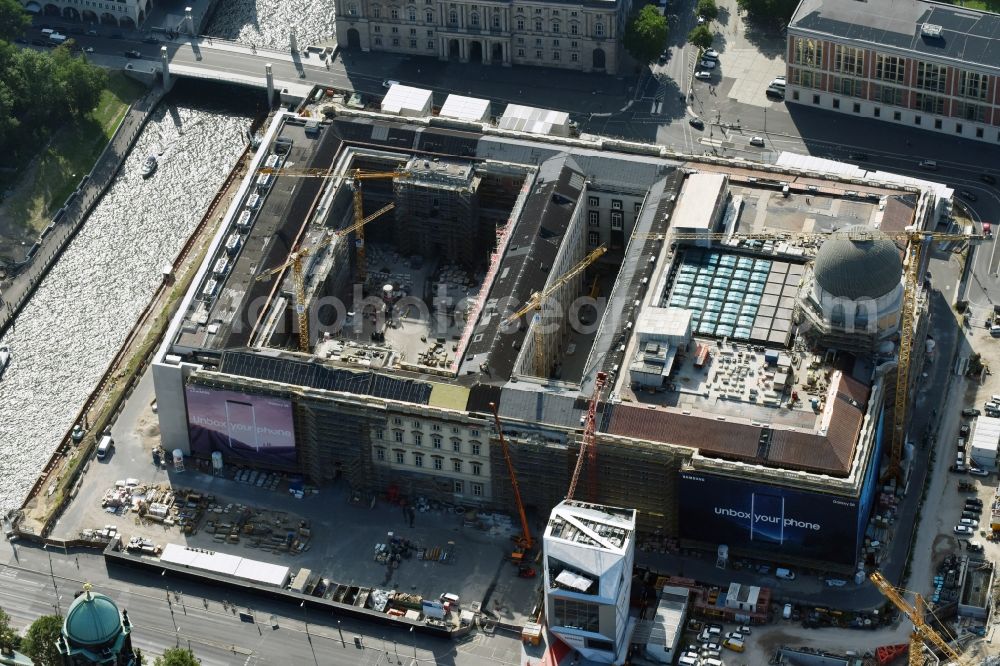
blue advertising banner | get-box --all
[185,385,297,466]
[679,471,861,565]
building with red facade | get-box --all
[787,0,1000,143]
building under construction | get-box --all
[152,96,956,572]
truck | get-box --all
[49,33,67,44]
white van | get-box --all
[97,435,114,460]
[776,567,796,580]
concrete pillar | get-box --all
[184,6,193,35]
[160,45,172,90]
[290,26,298,52]
[265,63,275,106]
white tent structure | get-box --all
[543,500,636,665]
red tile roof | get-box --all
[606,374,870,476]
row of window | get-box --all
[793,38,991,101]
[514,49,578,61]
[389,417,478,437]
[587,196,635,210]
[375,447,484,474]
[794,70,992,122]
[793,90,994,139]
[588,210,625,229]
[376,429,484,455]
[351,4,604,36]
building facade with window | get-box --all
[20,0,152,27]
[334,0,630,73]
[786,0,1000,143]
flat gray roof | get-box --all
[790,0,1000,70]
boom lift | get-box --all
[647,228,977,483]
[869,571,970,665]
[504,245,607,378]
[567,371,607,502]
[489,402,533,565]
[255,202,395,351]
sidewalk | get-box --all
[0,85,166,341]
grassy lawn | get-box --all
[0,72,147,237]
[945,0,1000,11]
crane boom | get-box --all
[567,371,607,501]
[504,246,608,325]
[869,571,963,663]
[490,402,532,552]
[254,202,396,351]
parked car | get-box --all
[776,567,796,580]
[702,642,722,652]
[699,59,717,69]
[697,15,706,24]
[981,174,997,185]
[960,190,978,202]
[962,510,980,520]
[695,70,712,80]
[969,466,989,477]
[960,517,979,528]
[919,159,938,170]
[765,86,784,98]
[702,48,720,59]
[960,424,971,436]
[749,136,765,147]
[382,79,400,88]
[738,625,751,635]
[83,46,94,53]
[689,117,705,130]
[124,49,141,58]
[954,525,975,536]
[967,541,985,553]
[725,631,744,641]
[962,408,981,417]
[966,498,983,507]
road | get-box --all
[0,540,521,665]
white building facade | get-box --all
[333,0,631,73]
[543,500,636,665]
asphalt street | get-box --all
[0,540,522,665]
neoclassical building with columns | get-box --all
[334,0,631,74]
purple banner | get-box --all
[185,385,297,466]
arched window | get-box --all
[348,2,358,15]
[570,22,578,35]
[492,12,500,28]
[372,5,380,17]
[448,9,457,24]
[552,21,560,33]
[408,8,416,20]
[470,11,479,26]
[595,22,604,37]
[426,10,433,21]
[390,7,399,19]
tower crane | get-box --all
[255,203,395,351]
[489,402,533,563]
[869,571,969,665]
[642,228,978,483]
[567,371,607,502]
[504,245,607,377]
[257,166,409,284]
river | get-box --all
[206,0,338,50]
[0,87,254,516]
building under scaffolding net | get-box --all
[151,106,950,572]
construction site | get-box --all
[145,88,972,607]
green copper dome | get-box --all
[63,587,123,646]
[813,225,902,300]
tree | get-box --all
[623,5,669,64]
[736,0,798,25]
[154,647,201,666]
[697,0,719,20]
[0,607,18,654]
[0,0,30,41]
[688,25,714,51]
[22,615,62,666]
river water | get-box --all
[206,0,338,50]
[0,91,252,516]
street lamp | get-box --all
[410,626,416,659]
[338,620,345,647]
